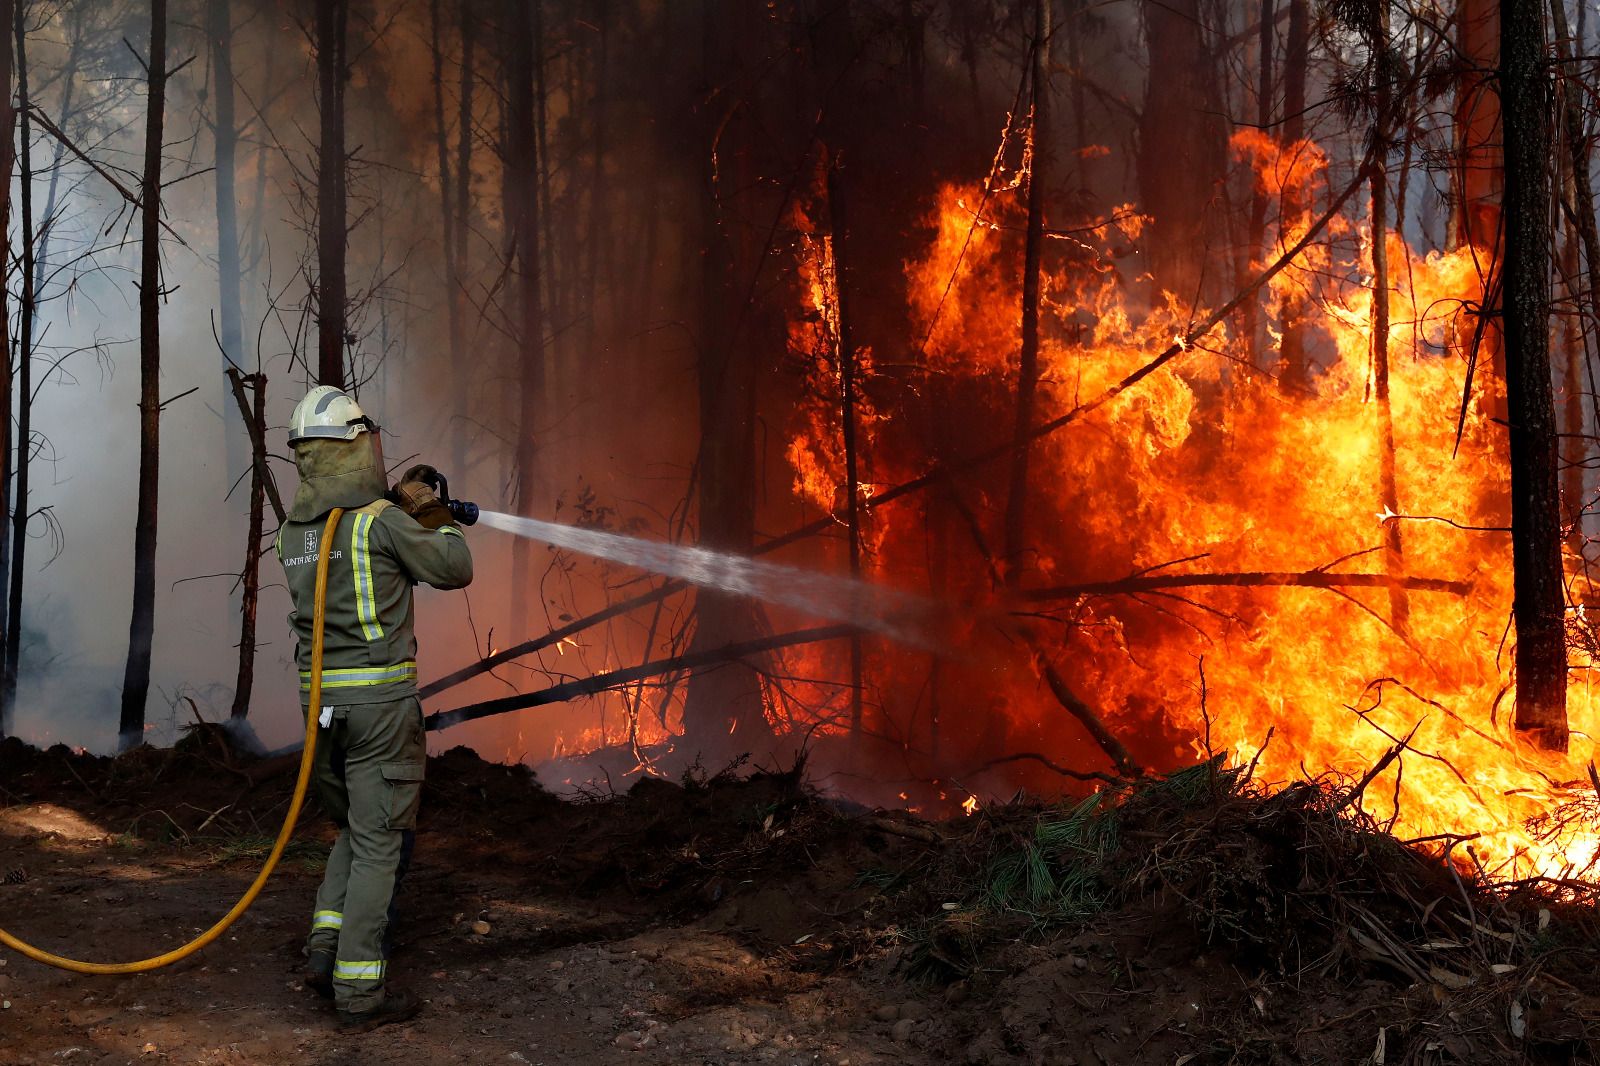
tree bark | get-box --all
[0,0,14,740]
[1276,0,1311,392]
[1138,0,1227,302]
[1005,0,1050,586]
[505,0,545,639]
[1501,0,1567,749]
[315,0,348,389]
[431,0,468,475]
[826,154,865,738]
[118,0,168,750]
[210,0,245,473]
[229,373,268,720]
[4,1,35,725]
[1241,0,1275,370]
[680,0,772,756]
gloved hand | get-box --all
[392,465,455,530]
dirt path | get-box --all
[0,801,935,1066]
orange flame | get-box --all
[777,136,1600,882]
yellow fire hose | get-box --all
[0,508,344,975]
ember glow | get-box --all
[777,132,1600,882]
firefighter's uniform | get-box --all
[278,386,472,1022]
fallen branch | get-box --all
[424,624,857,732]
[962,751,1129,786]
[1018,569,1471,602]
[425,153,1376,699]
[1036,655,1144,778]
[864,816,944,844]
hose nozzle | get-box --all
[424,471,480,526]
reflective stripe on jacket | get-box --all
[277,499,473,705]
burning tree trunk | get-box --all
[316,0,348,390]
[3,1,36,723]
[1560,220,1583,557]
[1362,0,1409,630]
[1500,0,1566,750]
[1004,0,1050,586]
[0,0,14,740]
[1137,0,1226,303]
[1241,0,1275,369]
[826,154,865,737]
[1276,0,1311,392]
[118,0,169,750]
[505,0,546,639]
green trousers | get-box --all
[304,696,426,1011]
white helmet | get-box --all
[288,385,377,445]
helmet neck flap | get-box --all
[288,433,389,522]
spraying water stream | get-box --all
[476,510,941,647]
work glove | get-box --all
[392,465,455,530]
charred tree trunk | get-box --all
[1367,4,1409,630]
[826,155,865,738]
[210,0,245,476]
[431,0,469,475]
[118,0,168,750]
[681,0,771,758]
[0,0,14,739]
[1501,0,1566,749]
[1561,219,1584,556]
[230,373,268,720]
[1138,0,1227,302]
[3,1,35,724]
[1276,0,1311,392]
[316,0,348,389]
[1242,0,1275,369]
[1004,0,1050,586]
[506,0,545,638]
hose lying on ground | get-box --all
[0,508,343,975]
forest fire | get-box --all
[6,0,1600,1057]
[777,130,1600,883]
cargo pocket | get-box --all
[380,761,425,830]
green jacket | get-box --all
[277,500,473,706]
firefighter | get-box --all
[277,384,473,1031]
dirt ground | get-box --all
[1,734,1597,1066]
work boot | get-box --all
[336,991,422,1033]
[303,949,334,1001]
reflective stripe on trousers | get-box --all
[333,960,386,981]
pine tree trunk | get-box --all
[1501,0,1567,749]
[316,0,348,389]
[230,374,267,720]
[1137,0,1227,302]
[0,0,15,740]
[1004,0,1050,585]
[1242,0,1275,369]
[4,2,36,724]
[680,0,771,757]
[210,0,245,473]
[1276,0,1310,392]
[118,0,168,750]
[827,155,865,738]
[431,0,468,476]
[506,0,545,639]
[1372,155,1410,629]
